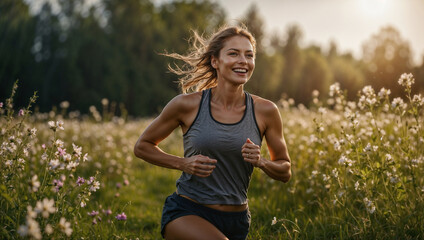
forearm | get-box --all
[134,140,183,170]
[259,158,291,182]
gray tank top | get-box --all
[176,88,262,205]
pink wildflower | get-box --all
[76,177,85,186]
[123,179,129,186]
[18,109,24,116]
[88,211,99,217]
[103,209,112,215]
[115,212,127,221]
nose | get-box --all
[238,55,247,64]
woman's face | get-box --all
[211,35,255,86]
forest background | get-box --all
[1,0,424,117]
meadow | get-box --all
[1,73,423,239]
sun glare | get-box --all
[359,0,389,17]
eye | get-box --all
[246,54,254,59]
[228,52,238,56]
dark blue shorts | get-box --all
[161,192,251,239]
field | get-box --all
[1,74,424,239]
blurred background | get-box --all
[1,0,423,117]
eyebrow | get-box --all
[226,48,254,53]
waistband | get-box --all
[172,192,249,217]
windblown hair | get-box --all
[164,25,256,93]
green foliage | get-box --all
[1,74,424,238]
[1,0,423,118]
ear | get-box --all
[211,56,218,69]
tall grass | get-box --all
[1,73,423,239]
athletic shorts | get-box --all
[161,192,251,239]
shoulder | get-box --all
[170,91,203,112]
[251,94,280,118]
[161,91,203,119]
[250,94,282,134]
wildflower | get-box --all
[124,179,129,186]
[271,216,277,225]
[72,143,82,158]
[60,101,70,109]
[5,160,12,167]
[354,181,360,191]
[392,97,407,110]
[48,121,56,131]
[329,82,341,97]
[27,206,37,219]
[56,120,64,130]
[29,175,40,192]
[0,102,3,108]
[89,181,100,192]
[87,176,96,184]
[116,183,122,189]
[35,198,56,218]
[115,212,127,221]
[363,198,376,214]
[54,139,64,148]
[45,224,53,235]
[59,217,73,236]
[398,73,414,88]
[42,144,46,149]
[102,209,112,216]
[82,153,89,162]
[49,159,60,170]
[66,161,78,171]
[385,154,393,162]
[88,211,99,217]
[76,177,85,186]
[322,174,330,182]
[27,127,37,137]
[332,168,339,178]
[18,218,42,240]
[378,88,391,99]
[412,94,424,107]
[18,109,24,116]
[364,143,372,152]
[80,200,87,208]
[52,179,64,192]
[57,147,66,156]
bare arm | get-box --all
[134,94,217,177]
[242,100,291,182]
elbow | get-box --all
[133,140,146,159]
[279,161,292,183]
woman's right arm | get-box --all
[133,94,217,177]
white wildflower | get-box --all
[34,198,56,218]
[271,217,277,225]
[59,217,73,236]
[29,175,40,192]
[398,73,414,88]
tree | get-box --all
[362,26,413,96]
[0,0,36,106]
[295,47,332,104]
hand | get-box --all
[242,138,263,168]
[181,155,217,177]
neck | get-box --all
[211,83,245,109]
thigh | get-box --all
[164,215,228,240]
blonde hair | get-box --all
[164,25,256,93]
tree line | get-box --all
[1,0,423,117]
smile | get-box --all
[233,68,248,73]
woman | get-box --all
[134,25,291,240]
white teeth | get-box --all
[234,68,247,73]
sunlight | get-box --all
[359,0,390,17]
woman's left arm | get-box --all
[242,100,291,182]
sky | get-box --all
[214,0,424,65]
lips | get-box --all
[233,68,248,73]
